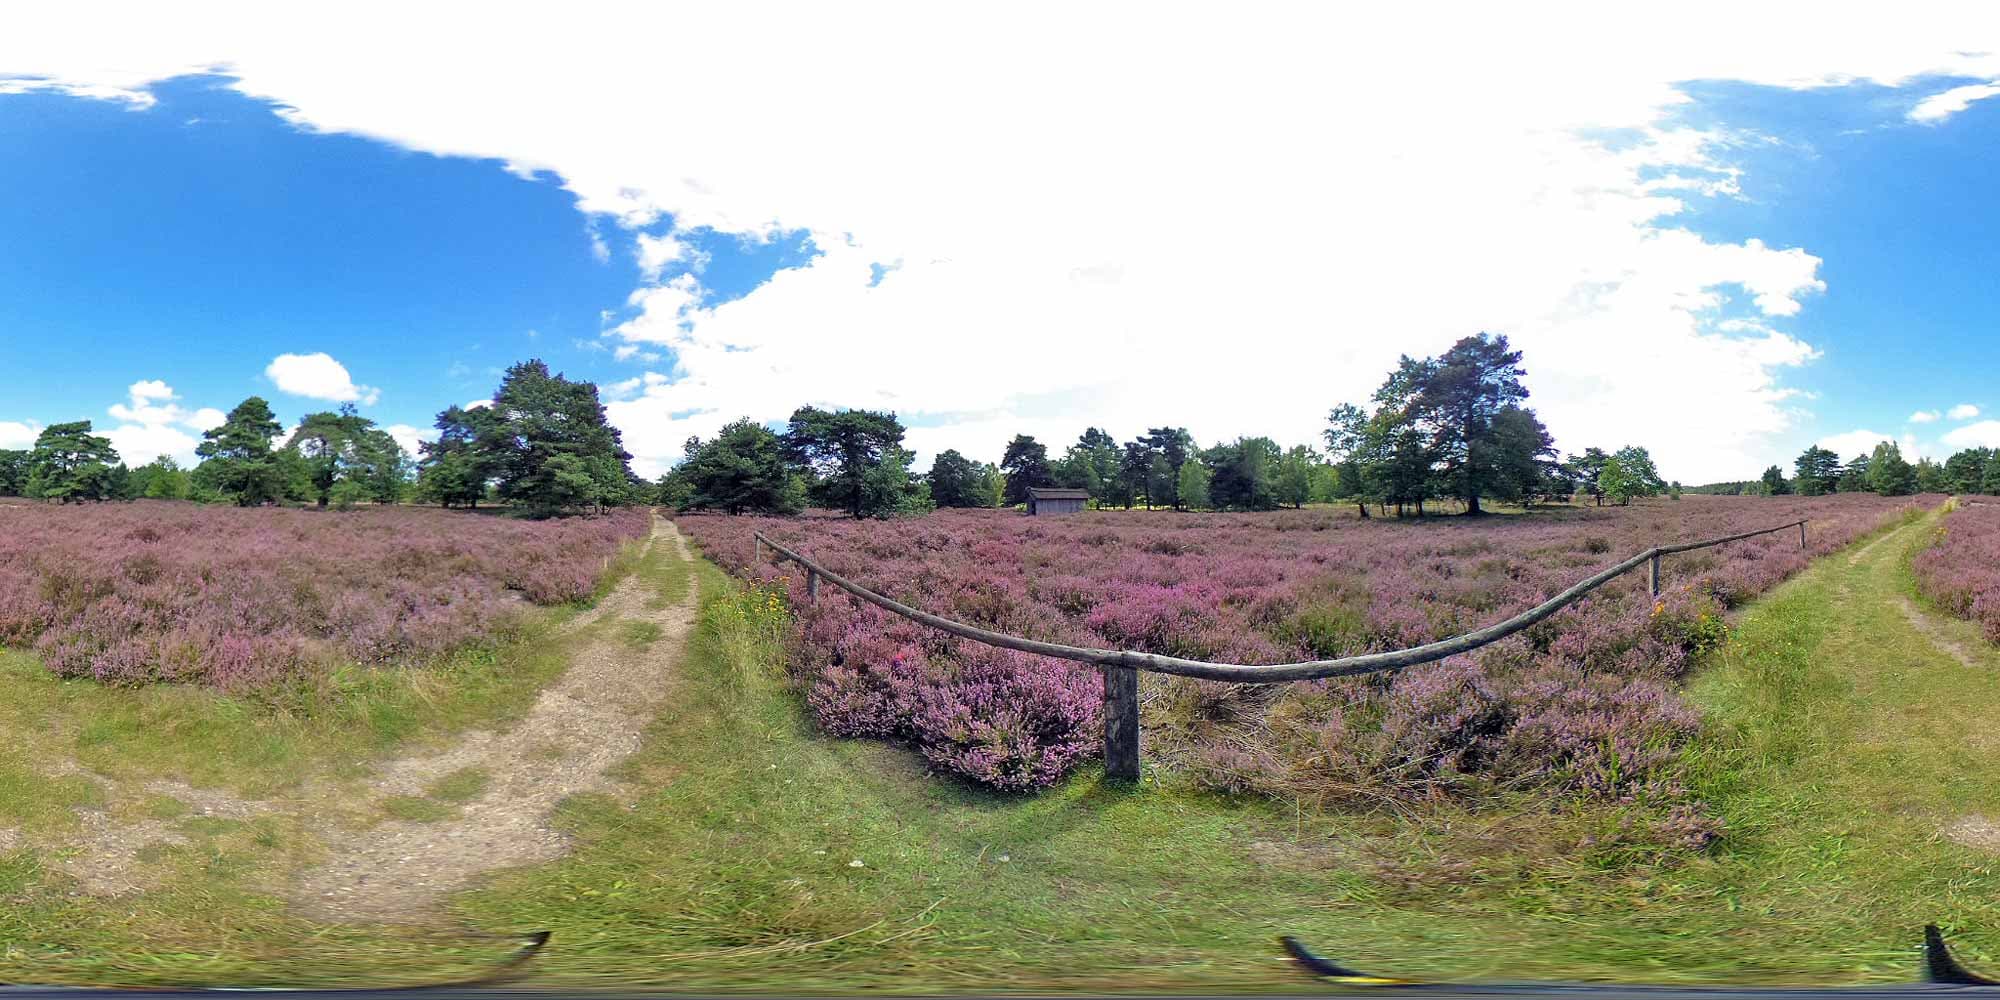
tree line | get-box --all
[1694,440,2000,498]
[660,333,1682,518]
[0,360,643,518]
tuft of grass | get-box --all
[381,796,455,823]
[619,620,663,648]
[0,751,103,835]
[426,768,491,804]
[142,795,191,821]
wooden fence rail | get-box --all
[753,517,1808,782]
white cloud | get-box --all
[464,399,492,410]
[382,422,434,459]
[1910,81,2000,123]
[264,352,380,405]
[1819,429,1895,462]
[1943,420,2000,450]
[128,379,175,401]
[0,75,154,108]
[98,380,227,466]
[1949,403,1981,420]
[635,232,691,281]
[13,7,2000,481]
[0,420,42,450]
[1911,410,1941,423]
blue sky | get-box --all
[1656,78,2000,461]
[0,76,817,465]
[5,12,2000,482]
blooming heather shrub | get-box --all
[0,501,648,688]
[1914,502,2000,644]
[677,495,1924,798]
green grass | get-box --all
[381,796,455,823]
[377,767,492,823]
[619,620,664,647]
[427,767,490,804]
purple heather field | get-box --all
[0,501,649,689]
[678,495,1925,829]
[1914,500,2000,645]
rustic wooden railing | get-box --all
[752,517,1808,782]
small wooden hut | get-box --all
[1026,487,1089,515]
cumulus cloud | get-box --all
[1949,403,1981,420]
[0,75,155,108]
[1910,81,2000,123]
[264,352,380,405]
[100,380,223,466]
[1819,429,1895,461]
[382,422,433,459]
[1944,420,2000,450]
[0,420,42,450]
[1911,409,1941,423]
[634,232,693,281]
[12,6,2000,480]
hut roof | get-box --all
[1028,488,1090,500]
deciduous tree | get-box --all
[0,450,28,496]
[926,448,988,508]
[130,455,190,500]
[1761,464,1792,495]
[1868,441,1916,496]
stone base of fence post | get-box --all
[1103,666,1140,783]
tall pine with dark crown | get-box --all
[485,360,636,517]
[194,397,286,507]
[1414,332,1531,516]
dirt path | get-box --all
[1,514,698,919]
[294,516,696,920]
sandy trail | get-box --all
[1,514,697,920]
[294,516,695,920]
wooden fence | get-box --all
[752,518,1808,782]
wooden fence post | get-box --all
[755,536,765,563]
[1800,521,1807,550]
[807,569,819,604]
[1103,666,1140,783]
[1648,553,1661,597]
